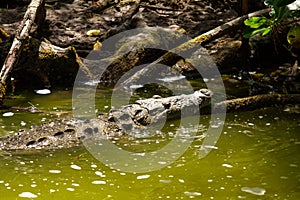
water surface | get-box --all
[0,89,299,199]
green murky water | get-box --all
[0,87,299,199]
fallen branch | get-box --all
[0,0,45,104]
[214,94,300,113]
[119,8,270,87]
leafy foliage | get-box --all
[243,0,299,40]
[287,23,300,47]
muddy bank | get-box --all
[0,0,295,90]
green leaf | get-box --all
[287,24,300,46]
[262,27,272,36]
[244,17,268,29]
[243,27,270,38]
[277,0,296,7]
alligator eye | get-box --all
[26,140,36,146]
[54,131,64,137]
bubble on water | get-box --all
[247,123,254,126]
[211,124,220,128]
[30,184,37,188]
[72,183,80,187]
[49,170,61,174]
[20,121,26,126]
[158,161,167,165]
[66,188,75,192]
[129,84,143,89]
[241,187,266,196]
[184,191,202,197]
[222,163,233,168]
[35,89,51,95]
[158,75,185,83]
[202,145,218,150]
[49,189,56,193]
[280,176,288,179]
[266,123,271,126]
[2,112,14,117]
[159,179,171,183]
[70,164,81,170]
[91,164,97,168]
[95,171,105,177]
[92,180,106,185]
[178,179,184,183]
[137,174,150,180]
[19,192,38,198]
[20,162,25,165]
[289,163,298,167]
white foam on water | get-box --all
[2,112,14,117]
[184,191,202,197]
[18,192,37,198]
[49,170,61,174]
[158,75,185,83]
[137,174,150,180]
[222,163,233,168]
[92,180,106,185]
[35,89,51,95]
[66,188,75,192]
[70,164,81,170]
[241,187,266,196]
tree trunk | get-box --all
[0,0,45,104]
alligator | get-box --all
[0,89,211,152]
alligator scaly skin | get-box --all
[0,89,211,151]
[0,113,126,151]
